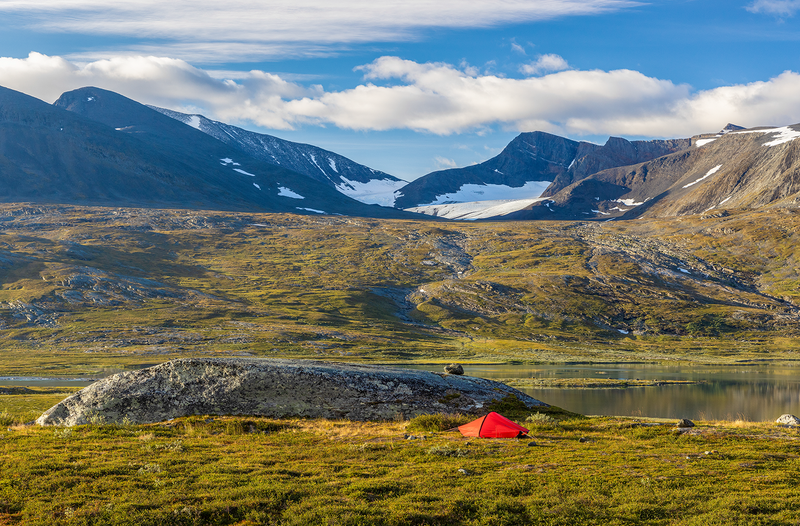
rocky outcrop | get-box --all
[36,358,547,426]
[444,364,464,375]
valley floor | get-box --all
[1,204,800,377]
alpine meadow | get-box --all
[3,0,800,524]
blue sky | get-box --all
[1,0,800,180]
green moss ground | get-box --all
[1,393,799,525]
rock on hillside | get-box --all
[150,107,407,207]
[36,358,547,426]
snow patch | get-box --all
[683,165,722,188]
[253,183,261,190]
[328,158,338,173]
[424,181,551,205]
[733,126,800,147]
[187,115,201,130]
[591,209,610,215]
[220,158,241,166]
[308,153,326,174]
[86,96,95,102]
[615,198,644,207]
[335,177,407,207]
[568,158,576,169]
[494,169,504,175]
[297,207,325,214]
[678,268,690,274]
[278,186,304,199]
[406,198,546,220]
[617,329,629,335]
[695,137,718,147]
[234,168,256,177]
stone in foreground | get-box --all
[776,414,800,426]
[36,358,547,426]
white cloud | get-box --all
[511,42,527,55]
[0,53,314,129]
[747,0,800,16]
[434,156,458,169]
[520,54,570,75]
[4,53,800,140]
[0,0,642,62]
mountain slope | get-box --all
[150,107,406,207]
[0,85,272,210]
[49,87,413,218]
[394,131,690,212]
[506,125,800,220]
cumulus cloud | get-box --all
[747,0,800,16]
[4,53,800,139]
[520,54,570,75]
[0,0,642,61]
[0,53,314,129]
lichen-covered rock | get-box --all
[776,414,800,426]
[36,358,547,426]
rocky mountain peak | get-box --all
[721,123,746,133]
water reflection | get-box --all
[399,364,800,421]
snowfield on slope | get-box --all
[336,177,407,207]
[422,181,552,206]
[733,126,800,147]
[683,165,723,188]
[406,197,546,220]
[278,187,304,199]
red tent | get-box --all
[458,412,529,438]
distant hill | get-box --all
[27,86,412,218]
[150,107,406,207]
[395,131,690,213]
[504,124,800,220]
[0,85,273,210]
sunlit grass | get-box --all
[1,404,800,524]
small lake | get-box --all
[400,364,800,422]
[5,363,800,422]
[0,376,96,388]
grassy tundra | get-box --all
[2,393,800,525]
[1,204,800,376]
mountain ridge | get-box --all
[505,124,800,221]
[36,86,414,218]
[396,131,691,214]
[149,106,407,207]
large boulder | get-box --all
[36,358,547,426]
